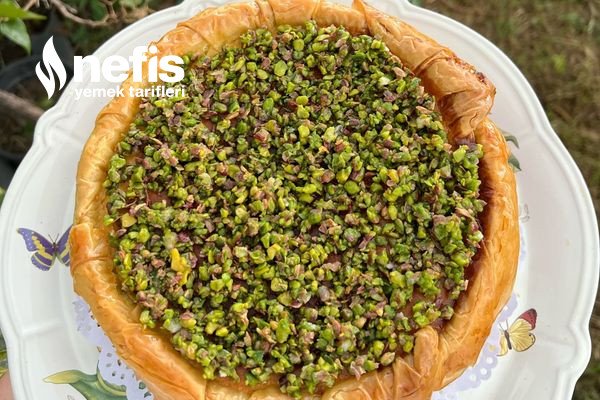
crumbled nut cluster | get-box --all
[104,21,485,396]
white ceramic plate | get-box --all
[0,1,598,399]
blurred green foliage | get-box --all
[0,1,44,52]
[61,0,176,54]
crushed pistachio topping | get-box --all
[104,21,485,397]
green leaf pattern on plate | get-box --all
[44,365,127,400]
[0,333,7,377]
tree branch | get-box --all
[21,0,152,27]
[0,89,44,121]
[47,0,112,27]
[22,0,38,11]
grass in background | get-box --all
[417,0,599,398]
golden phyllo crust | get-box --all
[70,1,520,399]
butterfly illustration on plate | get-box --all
[498,308,537,356]
[17,226,72,271]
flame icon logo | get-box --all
[35,37,67,99]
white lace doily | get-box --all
[74,299,153,399]
[74,292,518,400]
[74,227,527,399]
[74,294,518,399]
[432,225,527,399]
[431,294,517,399]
